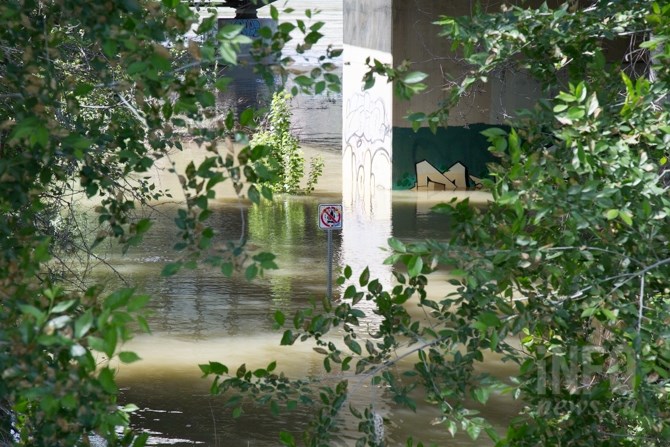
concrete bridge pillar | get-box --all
[341,0,394,287]
[340,0,542,286]
[342,0,541,195]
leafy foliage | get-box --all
[251,90,324,194]
[0,0,339,444]
[207,1,670,446]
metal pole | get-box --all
[327,229,333,300]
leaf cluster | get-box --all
[0,0,340,444]
[216,1,670,446]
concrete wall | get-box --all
[343,0,633,193]
[341,0,394,287]
[343,0,392,52]
[391,0,492,127]
[388,0,542,190]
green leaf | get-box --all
[407,255,423,277]
[466,421,482,440]
[270,399,280,415]
[600,307,618,322]
[344,336,362,355]
[281,330,295,345]
[127,294,150,312]
[478,311,501,328]
[581,307,597,318]
[248,185,261,204]
[388,237,406,253]
[127,61,147,76]
[88,336,106,353]
[567,106,585,120]
[74,83,94,96]
[403,71,428,84]
[219,43,238,65]
[480,127,508,138]
[605,209,619,220]
[557,91,576,102]
[98,368,117,394]
[240,108,254,126]
[279,431,296,447]
[359,267,370,286]
[137,316,150,334]
[200,361,228,375]
[74,311,94,338]
[293,75,313,87]
[473,387,490,404]
[132,434,149,447]
[105,288,133,310]
[619,210,633,226]
[219,24,244,40]
[52,299,77,314]
[161,262,182,277]
[215,77,233,91]
[221,262,234,277]
[197,91,216,108]
[245,264,259,280]
[118,351,141,364]
[135,218,152,234]
[102,40,117,58]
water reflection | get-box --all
[112,199,342,340]
[99,0,515,444]
[247,195,343,304]
[104,177,513,446]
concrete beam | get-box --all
[188,1,278,19]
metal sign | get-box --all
[319,204,342,300]
[318,204,343,230]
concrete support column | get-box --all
[341,0,394,288]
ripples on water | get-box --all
[109,191,511,446]
[98,1,517,445]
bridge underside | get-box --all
[188,0,278,18]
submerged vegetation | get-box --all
[0,0,339,444]
[202,1,670,446]
[252,91,324,195]
[2,0,670,446]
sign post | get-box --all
[318,204,343,299]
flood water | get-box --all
[99,142,510,446]
[88,1,520,446]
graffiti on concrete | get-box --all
[343,90,392,202]
[391,125,504,191]
[411,160,483,191]
[232,19,261,37]
[341,44,394,293]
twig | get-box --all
[117,93,148,129]
[209,399,219,447]
[637,274,645,335]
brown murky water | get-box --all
[100,142,517,447]
[87,1,520,445]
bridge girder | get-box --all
[187,0,278,18]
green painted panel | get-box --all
[392,124,507,190]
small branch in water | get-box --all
[209,399,219,447]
